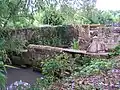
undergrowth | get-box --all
[11,53,118,90]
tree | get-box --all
[41,8,64,25]
[0,0,35,29]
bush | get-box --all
[74,55,92,66]
[41,8,64,25]
[109,44,120,56]
[30,54,72,89]
[0,39,7,89]
[80,59,115,76]
[42,54,71,79]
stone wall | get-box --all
[27,45,63,69]
[8,24,120,50]
[8,25,120,66]
[10,25,79,48]
[96,27,120,49]
[82,25,120,50]
[9,24,120,51]
[8,25,79,66]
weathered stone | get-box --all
[87,36,108,53]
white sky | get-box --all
[96,0,120,10]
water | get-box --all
[6,67,42,86]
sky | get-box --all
[96,0,120,11]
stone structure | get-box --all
[6,24,120,51]
[78,24,120,50]
[87,36,108,53]
[7,24,120,66]
[9,25,79,47]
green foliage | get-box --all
[42,54,70,77]
[0,0,120,28]
[31,55,116,89]
[109,45,120,56]
[41,8,64,25]
[1,0,120,89]
[71,39,79,50]
[73,13,91,24]
[30,77,54,90]
[5,38,26,53]
[80,59,115,76]
[0,38,7,89]
[32,54,94,89]
[29,25,71,47]
[74,56,92,66]
[0,29,26,56]
[0,37,24,89]
[42,59,62,77]
[0,0,34,28]
[32,54,71,89]
[33,7,65,26]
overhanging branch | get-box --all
[3,0,22,28]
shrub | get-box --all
[80,59,115,76]
[0,39,7,89]
[42,54,71,79]
[41,8,64,25]
[109,44,120,56]
[74,55,92,66]
[30,54,72,89]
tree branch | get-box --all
[3,0,22,28]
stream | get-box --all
[6,67,42,86]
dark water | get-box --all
[6,67,42,86]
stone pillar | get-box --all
[78,25,90,50]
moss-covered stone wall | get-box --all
[9,25,79,48]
